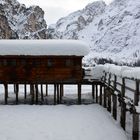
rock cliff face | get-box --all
[49,0,140,65]
[48,1,106,39]
[0,4,18,39]
[0,0,47,39]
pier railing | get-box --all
[101,72,140,140]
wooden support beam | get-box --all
[54,84,57,105]
[15,84,19,104]
[60,84,63,103]
[46,84,48,96]
[35,84,38,104]
[4,84,8,105]
[30,84,34,105]
[92,84,95,100]
[40,84,44,102]
[24,84,27,99]
[57,84,60,104]
[78,84,81,104]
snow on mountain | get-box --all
[0,0,47,39]
[49,0,140,65]
[48,1,106,39]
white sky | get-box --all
[19,0,113,25]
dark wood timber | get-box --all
[35,84,38,104]
[4,83,8,104]
[54,84,57,105]
[24,84,27,99]
[0,55,83,84]
[78,84,81,104]
[46,84,48,96]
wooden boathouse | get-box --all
[0,40,96,104]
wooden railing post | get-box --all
[134,80,139,106]
[112,94,117,120]
[120,100,126,130]
[107,89,111,113]
[132,109,139,140]
[113,75,117,90]
[121,78,125,97]
[108,73,111,86]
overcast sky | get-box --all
[19,0,113,25]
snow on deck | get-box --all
[0,40,90,56]
[0,105,127,140]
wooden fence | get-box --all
[99,72,140,140]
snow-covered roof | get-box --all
[0,40,90,56]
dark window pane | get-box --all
[48,59,53,67]
[65,59,73,67]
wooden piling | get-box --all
[24,84,27,99]
[30,84,34,105]
[35,84,38,104]
[46,84,48,96]
[4,84,8,104]
[54,84,57,105]
[57,84,60,104]
[60,84,63,103]
[40,84,44,102]
[78,83,81,104]
[15,84,19,104]
[92,84,95,100]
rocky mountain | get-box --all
[48,1,106,39]
[48,0,140,65]
[0,4,18,39]
[0,0,47,39]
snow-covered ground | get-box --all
[0,104,127,140]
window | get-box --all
[1,60,16,66]
[65,59,73,67]
[47,59,53,67]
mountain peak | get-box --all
[0,0,47,39]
